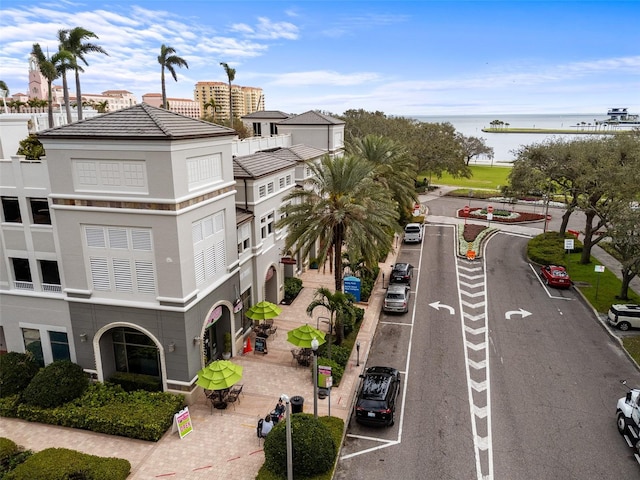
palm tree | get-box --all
[202,98,219,123]
[94,100,109,113]
[158,44,189,110]
[63,27,108,121]
[347,134,417,219]
[276,154,399,292]
[56,29,79,123]
[306,287,355,349]
[31,43,71,128]
[220,62,236,122]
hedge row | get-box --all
[527,231,584,266]
[0,383,184,442]
[3,445,130,480]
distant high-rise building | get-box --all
[194,82,264,120]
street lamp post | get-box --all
[356,341,360,366]
[311,337,319,418]
[280,394,293,480]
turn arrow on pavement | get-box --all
[429,301,455,315]
[505,308,532,320]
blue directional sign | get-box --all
[343,276,361,302]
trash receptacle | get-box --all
[290,396,304,414]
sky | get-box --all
[1,0,639,116]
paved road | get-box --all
[335,218,640,479]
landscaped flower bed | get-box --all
[458,224,497,256]
[457,207,544,223]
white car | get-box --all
[403,223,423,243]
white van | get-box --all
[403,223,423,243]
[607,304,640,331]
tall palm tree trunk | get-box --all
[333,225,345,292]
[61,72,72,123]
[161,67,167,108]
[74,70,83,120]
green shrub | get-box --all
[107,372,162,393]
[284,277,303,302]
[0,352,40,398]
[0,437,34,476]
[5,447,130,480]
[527,231,584,266]
[0,394,20,417]
[317,344,350,368]
[263,414,336,478]
[15,383,183,442]
[21,360,89,409]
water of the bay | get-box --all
[413,113,606,163]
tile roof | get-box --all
[37,103,236,140]
[278,110,344,125]
[233,151,297,179]
[241,110,291,120]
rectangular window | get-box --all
[237,223,251,254]
[253,122,262,136]
[29,198,51,225]
[267,183,274,195]
[270,123,277,135]
[73,160,147,193]
[259,185,266,198]
[260,212,275,239]
[40,260,61,291]
[12,258,32,282]
[22,328,44,367]
[279,177,285,189]
[286,175,292,186]
[49,331,71,362]
[1,197,21,223]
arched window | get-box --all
[112,327,159,377]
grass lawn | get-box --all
[420,165,511,191]
[564,252,640,313]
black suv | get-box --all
[355,366,401,426]
[390,263,413,285]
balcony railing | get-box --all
[14,281,34,290]
[42,283,62,293]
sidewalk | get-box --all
[0,253,397,480]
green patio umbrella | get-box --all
[287,324,326,349]
[245,301,282,322]
[196,360,243,391]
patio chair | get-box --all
[226,390,240,410]
[229,384,244,403]
[264,318,274,327]
[267,325,278,337]
[290,348,301,366]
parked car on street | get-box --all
[403,223,423,243]
[390,263,414,286]
[355,366,401,426]
[383,285,410,313]
[540,265,572,288]
[607,304,640,331]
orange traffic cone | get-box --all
[243,338,253,354]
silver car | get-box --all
[383,285,410,313]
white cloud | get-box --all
[268,70,380,87]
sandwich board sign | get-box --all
[174,407,193,439]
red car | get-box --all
[540,265,572,288]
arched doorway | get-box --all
[94,323,167,390]
[200,302,233,366]
[265,265,278,304]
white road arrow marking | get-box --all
[459,280,484,289]
[462,300,486,309]
[461,290,485,298]
[466,340,487,351]
[505,308,532,320]
[465,325,487,335]
[468,359,487,370]
[464,312,485,321]
[473,405,488,419]
[470,379,487,392]
[459,273,485,280]
[428,301,455,314]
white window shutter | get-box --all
[108,228,128,249]
[192,222,203,243]
[135,261,156,294]
[215,239,226,274]
[131,229,152,251]
[90,257,110,291]
[85,227,106,248]
[194,251,205,284]
[113,258,133,292]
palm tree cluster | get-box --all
[277,134,417,293]
[30,27,108,128]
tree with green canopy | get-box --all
[277,154,398,292]
[62,27,108,120]
[31,43,72,128]
[220,62,236,121]
[158,44,189,110]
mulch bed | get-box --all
[463,224,488,242]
